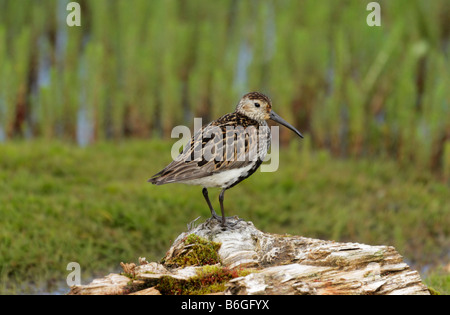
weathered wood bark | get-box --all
[68,217,430,295]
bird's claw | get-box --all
[209,211,243,229]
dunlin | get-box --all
[149,92,303,227]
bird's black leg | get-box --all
[219,188,242,228]
[219,188,227,226]
[202,188,221,221]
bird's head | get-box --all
[236,92,304,138]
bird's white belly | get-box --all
[181,164,255,188]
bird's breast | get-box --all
[180,163,256,188]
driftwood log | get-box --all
[68,217,430,295]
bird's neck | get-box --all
[235,111,266,125]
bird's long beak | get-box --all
[269,110,304,139]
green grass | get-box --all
[424,267,450,295]
[0,139,448,294]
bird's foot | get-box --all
[220,217,243,229]
[209,211,243,229]
[210,210,222,222]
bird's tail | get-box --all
[148,167,178,185]
[147,177,159,184]
[148,176,165,185]
[147,169,166,185]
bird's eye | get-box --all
[254,102,260,108]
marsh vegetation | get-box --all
[0,0,448,294]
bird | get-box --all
[148,92,303,228]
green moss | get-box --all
[156,265,254,295]
[164,234,222,267]
[427,287,441,295]
[372,250,384,260]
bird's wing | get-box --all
[149,113,269,185]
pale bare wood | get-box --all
[68,273,131,295]
[68,218,430,295]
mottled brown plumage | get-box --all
[149,92,303,227]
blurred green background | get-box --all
[0,0,448,294]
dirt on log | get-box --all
[68,217,430,295]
